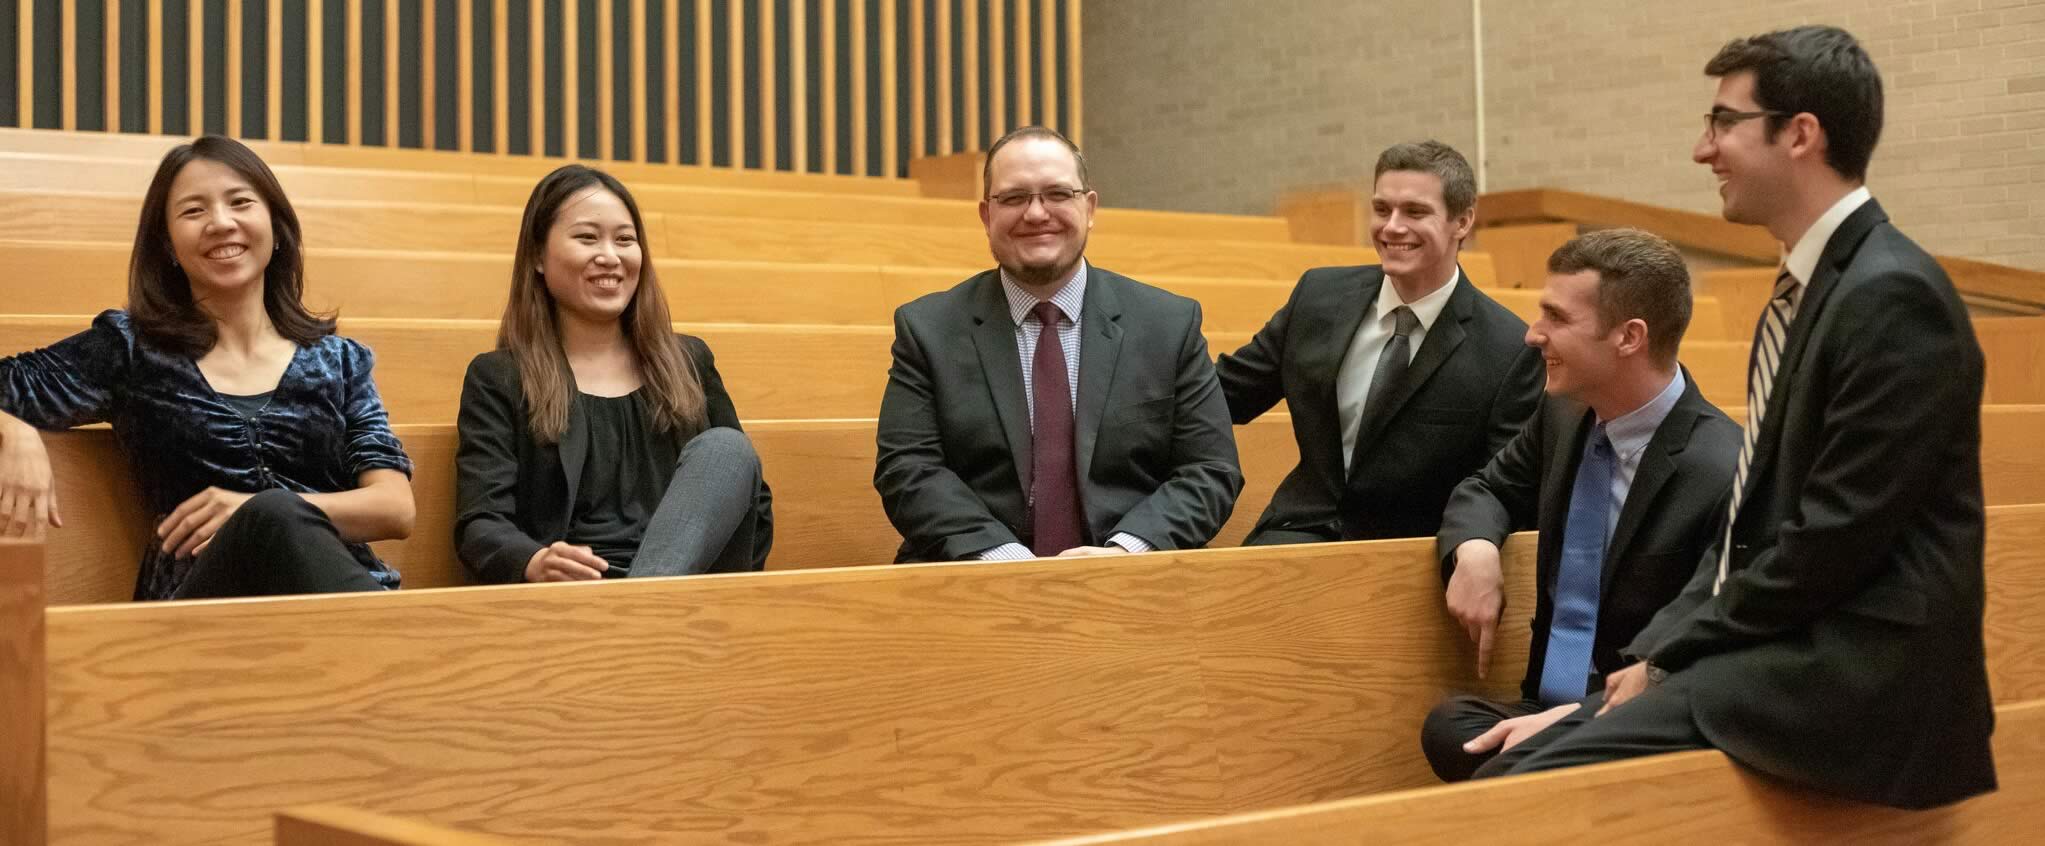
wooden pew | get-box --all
[0,240,1721,339]
[7,504,2043,843]
[0,127,925,197]
[35,415,1297,603]
[33,405,2045,607]
[1976,317,2045,405]
[0,190,1374,282]
[1033,698,2045,845]
[0,316,1755,421]
[0,151,1295,244]
[275,807,514,846]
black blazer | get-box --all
[874,265,1243,562]
[1217,265,1545,542]
[1437,374,1740,702]
[1627,201,1995,809]
[454,334,773,583]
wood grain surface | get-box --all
[0,540,46,845]
[0,317,1754,422]
[276,805,520,846]
[1035,699,2045,846]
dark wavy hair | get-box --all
[126,135,334,356]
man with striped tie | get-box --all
[1470,25,1996,810]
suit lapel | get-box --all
[1739,201,1886,507]
[1541,400,1594,596]
[1603,378,1705,589]
[559,396,590,511]
[1074,267,1123,490]
[1315,269,1378,426]
[967,272,1036,493]
[1350,272,1473,467]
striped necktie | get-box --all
[1715,269,1802,594]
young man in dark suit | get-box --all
[1418,229,1741,781]
[1215,141,1544,544]
[1474,26,1996,809]
[874,126,1242,563]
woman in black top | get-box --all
[0,136,415,600]
[455,165,771,583]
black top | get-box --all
[219,390,275,420]
[453,334,774,584]
[566,391,679,576]
[0,310,412,600]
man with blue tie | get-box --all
[1470,27,1997,810]
[1418,229,1740,782]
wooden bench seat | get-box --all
[1033,698,2045,845]
[0,190,1375,282]
[0,316,1754,421]
[7,503,2043,843]
[34,405,2045,606]
[0,240,1717,339]
[0,151,1295,244]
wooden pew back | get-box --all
[0,316,1754,421]
[0,240,1721,338]
[1033,699,2045,846]
[275,806,515,846]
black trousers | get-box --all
[1420,695,1550,782]
[1470,680,1709,780]
[170,489,387,599]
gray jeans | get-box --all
[631,427,767,577]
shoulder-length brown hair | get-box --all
[127,135,334,356]
[500,164,707,445]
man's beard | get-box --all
[995,239,1086,288]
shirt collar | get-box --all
[1002,260,1090,326]
[1372,265,1460,333]
[1783,186,1872,287]
[1598,369,1686,463]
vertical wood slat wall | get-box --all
[0,0,1079,177]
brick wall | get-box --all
[1084,0,2045,271]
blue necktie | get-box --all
[1538,425,1615,706]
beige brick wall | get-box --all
[1081,0,1477,219]
[1084,0,2045,271]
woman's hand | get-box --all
[525,542,610,582]
[0,416,62,538]
[157,487,255,559]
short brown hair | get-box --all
[982,125,1089,196]
[1705,25,1882,181]
[1373,140,1477,218]
[1547,228,1692,365]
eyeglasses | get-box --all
[1702,109,1787,140]
[988,187,1087,210]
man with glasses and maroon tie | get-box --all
[875,126,1242,563]
[1470,25,1996,810]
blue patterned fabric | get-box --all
[0,310,413,599]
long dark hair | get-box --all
[126,135,334,356]
[500,165,707,445]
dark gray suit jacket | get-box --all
[874,265,1243,562]
[1626,201,1996,809]
[1217,265,1544,542]
[1437,374,1741,703]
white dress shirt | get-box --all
[1336,267,1460,472]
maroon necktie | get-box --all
[1029,301,1085,556]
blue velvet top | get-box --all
[0,310,414,599]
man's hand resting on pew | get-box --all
[526,541,611,581]
[1464,703,1580,755]
[1446,539,1506,678]
[0,412,63,538]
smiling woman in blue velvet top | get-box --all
[0,135,415,600]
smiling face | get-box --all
[1694,71,1795,229]
[1525,269,1627,403]
[1369,169,1473,290]
[538,187,643,326]
[164,158,276,300]
[978,136,1097,289]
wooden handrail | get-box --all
[1478,188,2045,310]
